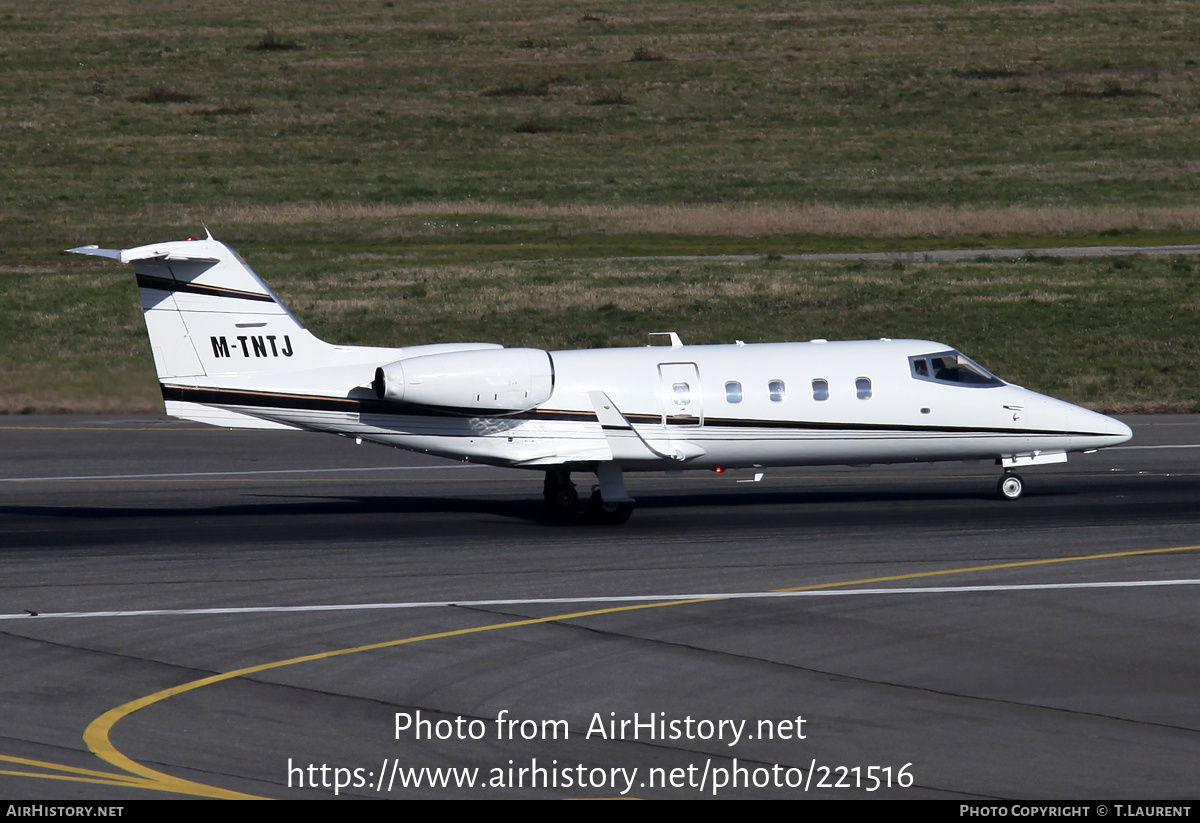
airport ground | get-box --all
[0,414,1197,799]
[4,2,1199,800]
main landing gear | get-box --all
[543,466,634,523]
[997,471,1024,501]
[589,488,634,524]
[543,468,578,514]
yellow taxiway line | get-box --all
[10,542,1186,798]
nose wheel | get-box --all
[997,472,1024,501]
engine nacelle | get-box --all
[373,348,554,413]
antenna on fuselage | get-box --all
[649,332,683,349]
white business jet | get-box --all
[70,235,1132,522]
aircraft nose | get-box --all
[1039,394,1133,446]
[1104,414,1133,443]
[1077,406,1132,445]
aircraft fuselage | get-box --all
[69,236,1133,519]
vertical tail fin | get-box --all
[69,234,331,381]
[71,235,502,430]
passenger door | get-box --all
[658,362,703,427]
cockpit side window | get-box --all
[909,351,1003,387]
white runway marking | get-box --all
[0,464,485,483]
[1112,444,1200,450]
[6,578,1199,621]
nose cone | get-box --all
[1101,413,1133,445]
[1067,403,1132,447]
[1027,392,1133,448]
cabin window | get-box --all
[768,380,786,402]
[725,381,743,404]
[812,379,829,401]
[672,382,692,407]
[856,377,872,400]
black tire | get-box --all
[544,483,579,513]
[589,489,633,524]
[998,473,1024,501]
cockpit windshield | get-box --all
[909,351,1004,387]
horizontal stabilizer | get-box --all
[68,244,221,265]
[67,245,124,261]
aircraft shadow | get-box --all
[0,474,1188,552]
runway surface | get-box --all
[1,414,1198,799]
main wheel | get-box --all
[589,489,633,524]
[998,473,1024,501]
[544,483,579,513]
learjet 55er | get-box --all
[70,235,1132,522]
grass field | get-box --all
[7,250,1196,413]
[2,1,1198,412]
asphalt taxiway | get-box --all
[1,415,1198,799]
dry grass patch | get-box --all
[8,254,1199,412]
[189,201,1200,238]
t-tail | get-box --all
[69,234,345,428]
[73,233,540,431]
[68,233,496,430]
[74,233,328,372]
